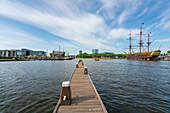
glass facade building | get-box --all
[92,49,99,54]
[0,48,46,57]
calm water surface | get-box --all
[0,59,170,113]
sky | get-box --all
[0,0,170,55]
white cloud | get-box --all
[0,27,48,49]
[156,38,170,42]
[118,10,129,25]
[151,2,170,31]
[97,0,117,19]
[163,21,170,30]
[137,8,148,17]
[0,0,169,54]
[0,0,118,51]
[108,28,139,39]
[98,0,142,26]
[116,42,122,46]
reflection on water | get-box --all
[0,59,170,113]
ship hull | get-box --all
[127,51,161,61]
[127,55,157,61]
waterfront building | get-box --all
[158,48,170,61]
[0,50,19,57]
[50,51,65,57]
[17,50,22,56]
[165,49,170,60]
[33,51,47,57]
[92,49,99,54]
[19,48,46,57]
[158,56,165,60]
[0,48,47,57]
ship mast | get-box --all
[125,31,136,54]
[139,23,144,54]
[145,32,155,52]
[129,32,132,54]
[147,32,150,52]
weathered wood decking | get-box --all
[53,61,107,113]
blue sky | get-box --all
[0,0,170,55]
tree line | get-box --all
[76,53,126,58]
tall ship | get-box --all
[126,23,161,61]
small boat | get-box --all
[95,58,99,61]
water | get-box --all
[0,59,170,113]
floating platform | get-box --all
[53,60,107,113]
[0,59,15,61]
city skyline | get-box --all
[0,0,170,54]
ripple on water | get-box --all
[0,59,170,113]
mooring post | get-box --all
[84,67,88,74]
[147,57,150,61]
[76,63,79,68]
[60,81,71,105]
[78,59,82,63]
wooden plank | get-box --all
[53,61,108,113]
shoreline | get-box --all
[0,57,75,62]
[76,57,126,59]
[1,58,169,61]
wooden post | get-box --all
[147,57,150,61]
[76,63,78,68]
[84,67,88,74]
[78,59,82,63]
[60,81,71,105]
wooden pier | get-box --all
[53,60,107,113]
